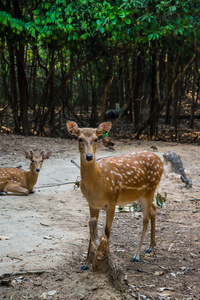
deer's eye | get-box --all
[32,160,35,163]
[78,137,83,142]
[41,160,43,163]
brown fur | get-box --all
[0,150,51,195]
[67,121,164,269]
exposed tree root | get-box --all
[89,217,124,292]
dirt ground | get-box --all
[0,133,199,300]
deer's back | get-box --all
[97,150,163,191]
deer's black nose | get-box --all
[86,154,93,161]
[36,168,40,172]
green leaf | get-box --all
[80,33,88,39]
[111,17,117,25]
[46,17,51,23]
[45,3,51,10]
[99,27,104,33]
[124,18,131,24]
[67,17,73,24]
[72,32,78,40]
[109,13,116,20]
[96,19,101,25]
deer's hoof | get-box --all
[29,189,35,194]
[131,256,139,262]
[81,265,89,270]
[0,191,7,195]
[145,248,152,254]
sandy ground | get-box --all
[0,134,200,299]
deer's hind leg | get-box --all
[132,189,156,262]
[4,183,29,195]
[146,202,156,254]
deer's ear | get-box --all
[41,150,51,160]
[96,122,112,137]
[25,149,34,160]
[66,121,80,136]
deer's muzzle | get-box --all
[86,154,93,161]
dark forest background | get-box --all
[0,0,200,142]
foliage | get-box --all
[0,0,199,136]
[154,192,167,208]
[0,1,199,47]
[115,192,166,213]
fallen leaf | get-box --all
[155,271,164,276]
[158,292,171,297]
[158,287,175,292]
[40,290,57,299]
[168,243,173,251]
[190,252,198,257]
[48,290,57,296]
[44,235,53,240]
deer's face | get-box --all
[66,121,111,162]
[78,129,98,162]
[30,154,44,172]
[25,150,51,172]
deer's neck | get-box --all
[80,157,98,186]
[26,168,39,190]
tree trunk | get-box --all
[124,55,132,121]
[189,71,197,129]
[90,90,98,126]
[150,53,157,137]
[118,59,124,108]
[0,40,20,133]
[135,51,195,139]
[189,57,198,129]
[49,49,55,128]
[37,55,94,135]
[100,58,114,123]
[171,67,179,139]
[133,49,142,131]
[16,42,29,135]
[165,53,171,125]
[13,0,29,135]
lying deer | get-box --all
[67,121,164,270]
[0,150,51,195]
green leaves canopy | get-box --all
[0,0,199,49]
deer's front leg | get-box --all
[4,183,29,196]
[81,205,99,270]
[105,205,115,242]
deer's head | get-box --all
[66,121,112,162]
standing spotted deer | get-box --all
[0,150,51,195]
[67,121,164,270]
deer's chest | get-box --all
[80,180,112,209]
